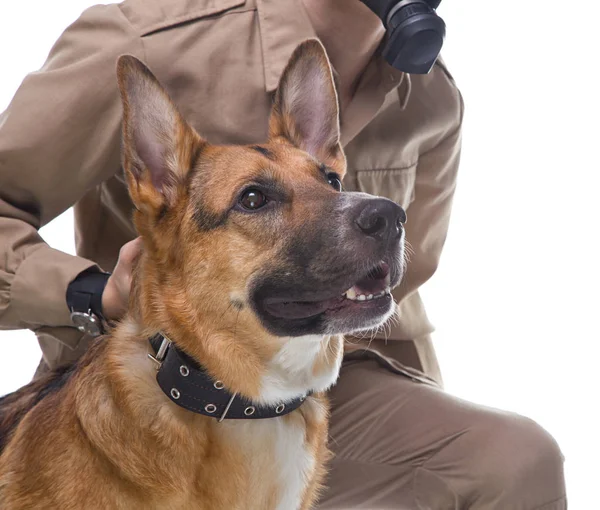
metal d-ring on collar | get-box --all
[148,333,309,420]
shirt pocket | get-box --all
[355,165,417,210]
[121,0,247,37]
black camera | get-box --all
[361,0,445,74]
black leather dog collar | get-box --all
[148,334,308,420]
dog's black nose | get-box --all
[355,198,406,244]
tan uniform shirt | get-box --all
[0,0,463,384]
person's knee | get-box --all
[468,411,565,501]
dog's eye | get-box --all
[240,189,268,211]
[327,173,342,192]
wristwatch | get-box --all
[66,270,111,337]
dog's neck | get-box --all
[111,318,343,409]
[124,257,344,406]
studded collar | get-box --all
[148,334,309,420]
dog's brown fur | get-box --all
[0,40,402,509]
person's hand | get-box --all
[101,237,143,321]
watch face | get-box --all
[70,311,102,337]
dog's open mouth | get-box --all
[262,262,392,320]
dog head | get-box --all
[117,40,405,350]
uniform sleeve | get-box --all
[0,4,142,338]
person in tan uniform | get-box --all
[0,0,566,508]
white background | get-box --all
[1,1,598,508]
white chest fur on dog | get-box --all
[270,418,316,510]
[213,334,340,510]
[219,408,318,510]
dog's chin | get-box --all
[253,261,401,337]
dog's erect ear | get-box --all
[269,39,341,163]
[117,56,204,214]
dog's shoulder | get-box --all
[0,364,74,455]
[0,337,107,456]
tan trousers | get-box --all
[320,352,567,509]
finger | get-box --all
[118,237,144,266]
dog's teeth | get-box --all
[371,289,390,299]
[345,287,389,302]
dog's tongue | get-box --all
[264,296,345,320]
[351,262,390,295]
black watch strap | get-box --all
[66,269,111,335]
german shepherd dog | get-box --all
[0,40,406,509]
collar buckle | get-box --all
[147,334,172,370]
